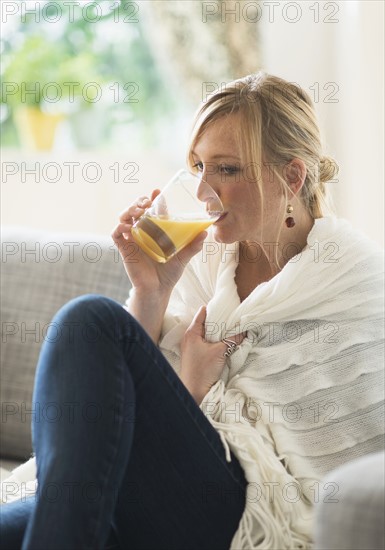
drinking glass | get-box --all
[131,169,223,263]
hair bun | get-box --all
[319,156,339,183]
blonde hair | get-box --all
[187,72,338,223]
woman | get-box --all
[1,72,383,549]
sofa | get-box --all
[0,225,130,472]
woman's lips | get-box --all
[214,212,228,224]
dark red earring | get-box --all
[285,205,295,228]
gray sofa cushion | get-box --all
[1,226,130,460]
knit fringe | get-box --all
[0,456,37,505]
[201,381,314,550]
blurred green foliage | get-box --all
[1,35,101,106]
[0,0,176,147]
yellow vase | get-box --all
[14,106,64,151]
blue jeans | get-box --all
[0,295,247,550]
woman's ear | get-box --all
[284,158,307,195]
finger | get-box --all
[137,196,152,208]
[186,305,207,338]
[111,221,133,243]
[119,196,151,222]
[224,332,246,346]
[192,305,206,326]
[119,207,143,223]
[150,189,161,201]
[195,305,207,339]
[175,231,208,266]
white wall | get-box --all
[260,0,384,246]
[1,148,181,236]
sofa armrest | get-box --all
[314,451,385,549]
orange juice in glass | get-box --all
[131,169,223,263]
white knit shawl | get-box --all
[159,216,384,550]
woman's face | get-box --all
[191,113,285,244]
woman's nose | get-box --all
[196,177,223,213]
[197,168,220,200]
[197,177,217,203]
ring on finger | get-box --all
[222,338,238,358]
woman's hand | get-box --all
[180,306,246,404]
[111,190,207,296]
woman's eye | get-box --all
[191,162,240,175]
[220,164,239,175]
[192,162,203,172]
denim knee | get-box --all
[56,293,118,321]
[40,294,118,347]
[46,294,141,347]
